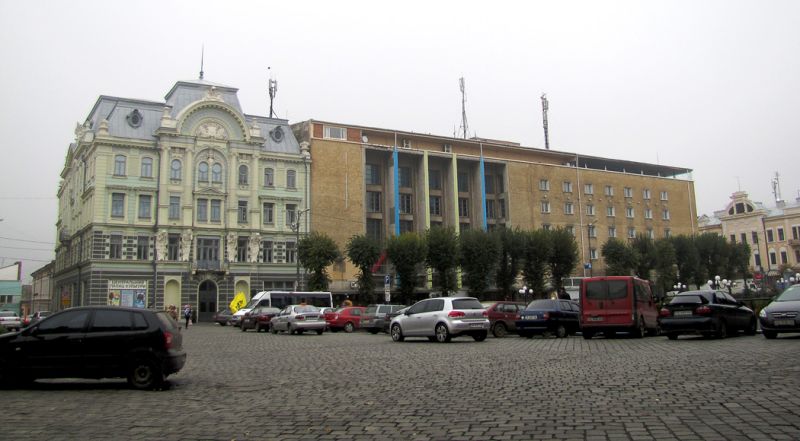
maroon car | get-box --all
[324,307,366,333]
[483,301,526,337]
[241,306,281,332]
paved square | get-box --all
[3,324,800,440]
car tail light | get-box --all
[514,314,520,320]
[543,312,550,320]
[333,314,339,320]
[482,310,489,317]
[659,308,671,317]
[164,331,174,349]
[296,315,305,321]
[448,311,466,318]
[695,306,712,315]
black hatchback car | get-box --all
[758,284,800,339]
[516,299,580,338]
[0,306,186,389]
[659,290,757,340]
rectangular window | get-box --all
[607,206,615,217]
[562,181,572,193]
[367,191,382,213]
[197,198,208,222]
[399,167,412,188]
[754,253,761,267]
[662,209,671,220]
[781,251,788,264]
[210,200,221,222]
[286,170,296,189]
[608,227,617,238]
[586,204,595,216]
[111,193,125,218]
[261,241,273,263]
[263,202,274,224]
[400,220,414,233]
[626,207,634,218]
[643,189,651,200]
[323,126,346,140]
[110,234,122,259]
[605,185,614,196]
[624,187,633,198]
[584,183,593,195]
[796,250,800,262]
[752,231,759,243]
[486,200,496,219]
[167,234,180,261]
[566,225,575,236]
[628,227,636,239]
[485,175,495,194]
[539,179,550,191]
[399,193,413,214]
[778,228,785,241]
[141,158,153,178]
[496,176,504,193]
[365,164,381,185]
[647,228,655,239]
[741,233,747,244]
[238,201,248,223]
[137,236,149,260]
[264,168,274,187]
[428,169,441,190]
[458,198,470,217]
[460,222,470,231]
[169,196,180,220]
[730,234,736,243]
[237,237,248,262]
[499,199,506,218]
[541,201,551,213]
[286,204,297,226]
[366,219,383,242]
[588,225,596,238]
[589,248,597,260]
[458,172,469,192]
[429,196,441,216]
[792,226,800,240]
[286,242,297,264]
[660,191,669,201]
[767,229,774,242]
[542,224,551,231]
[770,252,777,265]
[664,228,672,238]
[138,195,152,219]
[564,202,574,215]
[645,208,653,219]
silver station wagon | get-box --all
[390,297,490,343]
[269,305,326,335]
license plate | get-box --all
[470,323,484,328]
[588,316,604,322]
[674,310,692,317]
[526,315,538,320]
[775,319,795,327]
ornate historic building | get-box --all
[54,79,310,321]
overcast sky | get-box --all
[1,0,798,282]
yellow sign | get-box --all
[230,292,247,313]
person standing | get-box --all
[183,304,192,328]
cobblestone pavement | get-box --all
[3,324,800,441]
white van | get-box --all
[230,291,333,325]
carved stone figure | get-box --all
[226,232,237,262]
[180,230,193,262]
[156,229,168,261]
[196,121,228,140]
[248,233,261,263]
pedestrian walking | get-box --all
[183,304,192,328]
[167,304,179,322]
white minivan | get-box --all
[230,291,332,325]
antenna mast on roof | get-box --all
[772,172,783,203]
[199,45,205,80]
[268,67,278,118]
[459,77,469,139]
[541,93,550,150]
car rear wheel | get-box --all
[763,330,777,339]
[582,331,594,340]
[667,333,678,340]
[473,331,488,342]
[316,329,324,335]
[632,318,646,338]
[391,324,404,342]
[128,357,164,390]
[287,324,294,335]
[367,329,380,335]
[716,320,728,339]
[435,323,451,343]
[241,323,247,332]
[344,322,355,333]
[492,322,507,338]
[555,325,567,338]
[745,319,757,336]
[269,324,277,334]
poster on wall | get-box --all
[107,280,147,308]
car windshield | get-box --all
[452,298,484,309]
[669,294,708,305]
[776,286,800,302]
[294,306,319,314]
[525,299,557,310]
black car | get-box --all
[240,306,281,332]
[0,306,186,389]
[213,308,233,326]
[516,299,580,338]
[659,290,756,340]
[758,284,800,339]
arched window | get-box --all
[114,155,127,176]
[212,163,222,183]
[287,169,296,189]
[141,157,153,178]
[198,162,209,182]
[170,159,182,180]
[238,165,248,185]
[264,168,274,187]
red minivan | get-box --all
[580,276,659,339]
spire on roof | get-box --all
[199,45,205,80]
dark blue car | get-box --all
[516,299,580,338]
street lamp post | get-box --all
[673,282,686,293]
[518,285,533,303]
[291,208,310,291]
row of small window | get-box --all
[735,226,800,244]
[365,164,505,195]
[114,155,297,188]
[106,233,295,263]
[366,191,507,219]
[583,225,667,239]
[112,193,300,226]
[539,202,670,220]
[754,249,800,267]
[539,180,668,200]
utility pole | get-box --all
[292,208,310,291]
[268,67,278,118]
[541,94,550,150]
[459,77,469,139]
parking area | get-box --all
[4,324,800,441]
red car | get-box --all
[324,307,366,333]
[483,301,526,337]
[240,306,281,332]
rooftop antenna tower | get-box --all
[771,172,783,202]
[268,67,278,118]
[199,45,205,80]
[541,93,550,150]
[459,77,469,139]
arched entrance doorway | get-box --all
[164,280,181,311]
[198,280,218,323]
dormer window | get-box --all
[126,109,143,128]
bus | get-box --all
[231,291,333,324]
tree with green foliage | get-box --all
[729,242,752,281]
[630,234,657,279]
[548,228,579,290]
[459,229,500,296]
[695,233,730,282]
[345,234,382,302]
[601,238,636,276]
[654,238,677,294]
[298,231,341,290]
[670,235,703,288]
[425,227,459,296]
[386,232,427,303]
[494,228,525,299]
[522,229,552,298]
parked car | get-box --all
[212,308,233,326]
[516,299,580,338]
[758,284,800,339]
[659,290,757,340]
[580,276,660,339]
[483,301,526,337]
[324,306,366,333]
[389,297,489,343]
[25,311,52,327]
[383,306,409,333]
[361,304,406,334]
[0,311,22,332]
[241,306,281,332]
[0,306,186,389]
[269,305,326,335]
